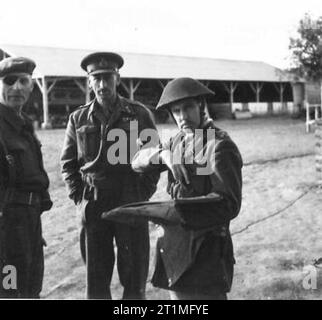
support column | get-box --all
[274,82,286,113]
[320,81,322,119]
[306,101,310,133]
[280,83,285,110]
[249,82,263,103]
[74,78,90,104]
[86,80,91,103]
[41,77,52,129]
[223,82,238,117]
[157,80,166,89]
[314,119,322,186]
[129,79,134,100]
[120,79,142,100]
[35,77,56,129]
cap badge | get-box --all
[98,58,109,68]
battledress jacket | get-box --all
[132,119,243,293]
[60,96,160,211]
[0,104,52,211]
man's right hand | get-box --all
[160,149,190,185]
[71,189,83,205]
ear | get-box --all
[88,77,93,90]
[30,80,34,92]
[199,97,206,110]
[115,73,121,86]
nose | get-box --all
[12,79,22,90]
[179,109,188,121]
[95,78,106,90]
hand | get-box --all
[160,150,190,185]
[155,224,165,238]
[71,189,83,205]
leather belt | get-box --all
[6,190,42,206]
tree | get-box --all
[289,13,322,105]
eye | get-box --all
[3,75,18,86]
[19,77,32,86]
[171,107,180,114]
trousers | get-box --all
[80,199,150,300]
[0,203,44,298]
[169,290,227,300]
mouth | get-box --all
[9,95,24,99]
[181,123,192,129]
[98,90,111,95]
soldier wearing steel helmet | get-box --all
[60,52,159,299]
[131,77,243,300]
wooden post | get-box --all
[129,79,134,100]
[280,83,285,112]
[120,79,141,100]
[273,82,286,114]
[249,82,263,112]
[223,82,237,116]
[315,119,322,186]
[157,80,166,89]
[85,80,91,103]
[41,77,52,129]
[320,80,322,119]
[306,101,310,133]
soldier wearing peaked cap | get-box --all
[60,52,160,299]
[0,57,52,298]
[131,77,243,300]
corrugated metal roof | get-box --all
[0,44,294,82]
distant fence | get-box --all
[231,102,294,115]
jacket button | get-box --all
[160,248,164,253]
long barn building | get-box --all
[0,44,305,128]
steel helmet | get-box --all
[156,77,215,111]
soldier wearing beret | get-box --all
[60,52,160,299]
[131,78,243,300]
[0,57,52,298]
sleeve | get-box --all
[60,113,83,202]
[133,108,161,195]
[0,146,7,209]
[132,107,163,172]
[178,139,243,229]
[131,125,178,174]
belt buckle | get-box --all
[28,192,34,205]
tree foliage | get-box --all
[289,13,322,81]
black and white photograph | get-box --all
[0,0,321,303]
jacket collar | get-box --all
[0,103,27,133]
[87,95,135,121]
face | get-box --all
[0,72,34,109]
[170,98,201,132]
[88,72,120,106]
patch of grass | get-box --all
[278,259,305,271]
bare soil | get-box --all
[37,117,322,299]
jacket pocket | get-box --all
[76,125,100,161]
[5,139,26,181]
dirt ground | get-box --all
[36,117,322,300]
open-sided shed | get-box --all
[0,44,303,127]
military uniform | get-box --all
[132,78,243,299]
[60,77,159,298]
[0,105,52,298]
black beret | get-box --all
[80,52,124,75]
[0,56,36,77]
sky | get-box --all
[0,0,321,69]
